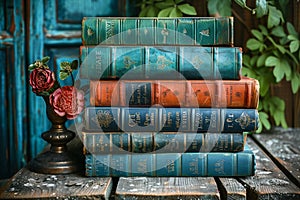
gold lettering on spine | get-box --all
[95,50,102,68]
[210,111,217,128]
[106,21,115,38]
[175,111,181,128]
[226,113,234,129]
[182,110,188,129]
[137,158,147,173]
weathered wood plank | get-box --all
[238,137,300,200]
[115,177,220,200]
[252,128,300,187]
[0,168,112,200]
[215,178,246,200]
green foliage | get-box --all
[138,0,196,17]
[28,56,50,71]
[136,0,300,132]
[207,0,300,132]
[59,60,78,84]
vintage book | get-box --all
[84,107,259,133]
[81,17,233,46]
[85,144,255,177]
[80,45,242,80]
[81,131,247,154]
[89,77,259,108]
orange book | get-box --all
[90,77,259,108]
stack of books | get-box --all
[79,17,259,177]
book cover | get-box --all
[81,131,246,154]
[81,17,234,45]
[80,45,242,80]
[89,77,259,108]
[84,107,259,133]
[85,144,255,177]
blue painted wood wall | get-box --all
[0,0,137,179]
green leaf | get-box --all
[28,64,37,71]
[169,7,182,17]
[234,0,246,8]
[272,96,285,111]
[259,77,270,97]
[287,35,298,41]
[259,111,271,130]
[139,7,149,17]
[158,7,173,17]
[290,40,299,53]
[265,56,278,66]
[291,74,300,94]
[59,72,69,80]
[256,0,267,18]
[276,44,286,54]
[271,26,286,37]
[60,61,71,70]
[175,0,184,4]
[287,22,298,36]
[178,3,197,15]
[251,29,263,41]
[246,38,261,50]
[71,60,78,70]
[267,6,284,29]
[147,5,159,17]
[242,67,256,78]
[258,25,268,36]
[155,0,174,9]
[207,0,231,16]
[207,0,219,15]
[273,64,285,82]
[257,54,268,67]
[41,56,50,64]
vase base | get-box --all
[29,150,84,174]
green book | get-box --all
[82,17,234,45]
[80,45,242,80]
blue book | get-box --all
[81,131,246,154]
[85,144,255,177]
[84,107,259,133]
[80,45,242,80]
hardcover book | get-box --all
[81,17,234,46]
[81,131,246,154]
[84,107,259,133]
[89,77,259,108]
[80,46,242,80]
[85,144,255,177]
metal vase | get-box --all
[29,96,83,174]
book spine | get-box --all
[84,107,259,132]
[82,132,246,154]
[85,147,255,177]
[89,78,259,108]
[82,17,234,46]
[80,46,242,80]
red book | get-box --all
[89,77,259,108]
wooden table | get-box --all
[1,128,300,199]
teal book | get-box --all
[81,17,234,45]
[81,131,246,154]
[84,107,259,133]
[85,144,255,177]
[80,45,242,80]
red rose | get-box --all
[49,86,84,119]
[29,68,56,94]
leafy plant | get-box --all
[136,0,300,132]
[137,0,197,17]
[207,0,300,132]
